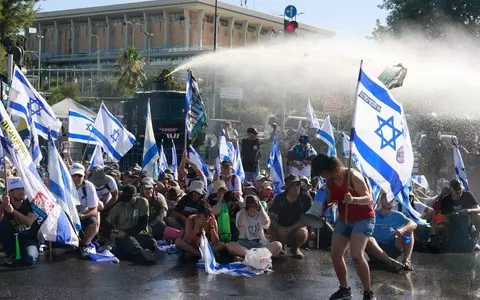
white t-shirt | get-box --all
[76,180,99,213]
[236,210,267,245]
[289,162,311,177]
[222,175,242,192]
[95,175,118,204]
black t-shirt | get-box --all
[271,190,312,227]
[241,138,261,172]
[440,191,478,215]
[4,200,40,240]
[175,193,199,217]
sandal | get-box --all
[388,259,405,273]
[402,259,413,271]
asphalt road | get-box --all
[0,249,479,300]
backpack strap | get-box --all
[81,182,87,200]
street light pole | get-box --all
[125,21,142,47]
[213,0,218,51]
[212,0,218,118]
[37,34,44,90]
[91,34,100,78]
[144,32,153,71]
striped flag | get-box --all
[89,145,105,170]
[268,136,285,196]
[171,140,178,180]
[453,138,470,191]
[317,115,337,157]
[68,109,98,145]
[141,100,160,178]
[159,141,169,174]
[307,98,320,129]
[185,71,207,142]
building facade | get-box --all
[27,0,334,70]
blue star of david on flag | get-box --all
[86,123,93,132]
[28,96,44,119]
[374,115,402,150]
[110,129,120,143]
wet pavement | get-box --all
[1,249,480,300]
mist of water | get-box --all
[172,26,480,120]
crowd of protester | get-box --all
[0,124,479,300]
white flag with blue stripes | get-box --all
[352,67,423,223]
[89,145,105,170]
[0,102,78,246]
[141,101,160,178]
[68,109,98,145]
[159,142,169,174]
[171,140,178,180]
[47,133,82,232]
[233,140,245,181]
[341,132,350,159]
[268,136,285,196]
[317,115,337,157]
[453,138,470,191]
[8,65,61,139]
[411,175,429,191]
[218,130,232,162]
[307,98,320,129]
[92,102,136,162]
[188,145,212,181]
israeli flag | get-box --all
[341,132,350,159]
[351,67,424,224]
[411,175,429,191]
[141,101,160,178]
[307,98,320,129]
[188,145,212,181]
[8,65,61,139]
[87,244,119,263]
[30,122,43,165]
[218,130,231,162]
[0,102,78,246]
[92,102,136,162]
[197,231,264,277]
[68,110,98,145]
[268,136,285,196]
[47,132,82,232]
[171,140,178,180]
[233,140,245,182]
[89,145,105,170]
[453,138,470,191]
[159,141,169,174]
[317,115,337,157]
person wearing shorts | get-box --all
[312,154,376,300]
[227,195,282,258]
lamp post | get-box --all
[144,32,153,70]
[213,0,218,51]
[124,21,142,47]
[37,34,44,90]
[91,34,100,78]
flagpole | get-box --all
[346,59,363,224]
[80,137,92,163]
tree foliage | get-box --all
[143,69,185,91]
[114,47,146,94]
[48,83,80,105]
[372,0,480,41]
[0,1,36,44]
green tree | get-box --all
[0,45,7,78]
[48,83,80,105]
[95,79,125,98]
[144,69,185,91]
[114,46,146,94]
[372,0,480,41]
[0,1,36,45]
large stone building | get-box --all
[27,0,334,71]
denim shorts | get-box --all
[334,217,375,238]
[238,239,263,249]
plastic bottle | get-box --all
[217,203,231,243]
[260,201,268,212]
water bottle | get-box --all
[390,227,411,244]
[217,203,231,243]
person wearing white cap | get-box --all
[0,177,40,267]
[70,163,100,258]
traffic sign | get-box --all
[284,5,297,18]
[220,87,244,100]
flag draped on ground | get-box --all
[89,145,105,170]
[185,71,207,142]
[317,115,337,157]
[350,66,424,224]
[159,142,169,174]
[141,100,160,178]
[171,140,178,180]
[307,98,320,129]
[453,138,470,191]
[68,109,98,145]
[92,102,136,162]
[197,231,265,277]
[268,136,285,196]
[0,102,78,246]
[47,132,82,232]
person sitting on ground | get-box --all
[165,186,184,213]
[299,176,316,199]
[269,174,312,259]
[0,177,40,267]
[366,192,416,271]
[175,200,224,259]
[166,181,206,230]
[139,179,167,240]
[254,175,268,192]
[156,173,174,196]
[212,183,242,241]
[88,166,119,214]
[259,181,274,204]
[208,180,228,206]
[243,182,257,196]
[70,163,100,258]
[227,195,282,258]
[103,185,157,265]
[219,160,243,203]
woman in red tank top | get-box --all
[312,154,376,300]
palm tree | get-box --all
[115,46,146,92]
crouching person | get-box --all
[0,177,40,267]
[227,195,282,258]
[366,192,416,271]
[269,175,312,259]
[175,201,224,259]
[103,185,157,265]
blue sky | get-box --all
[36,0,388,38]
